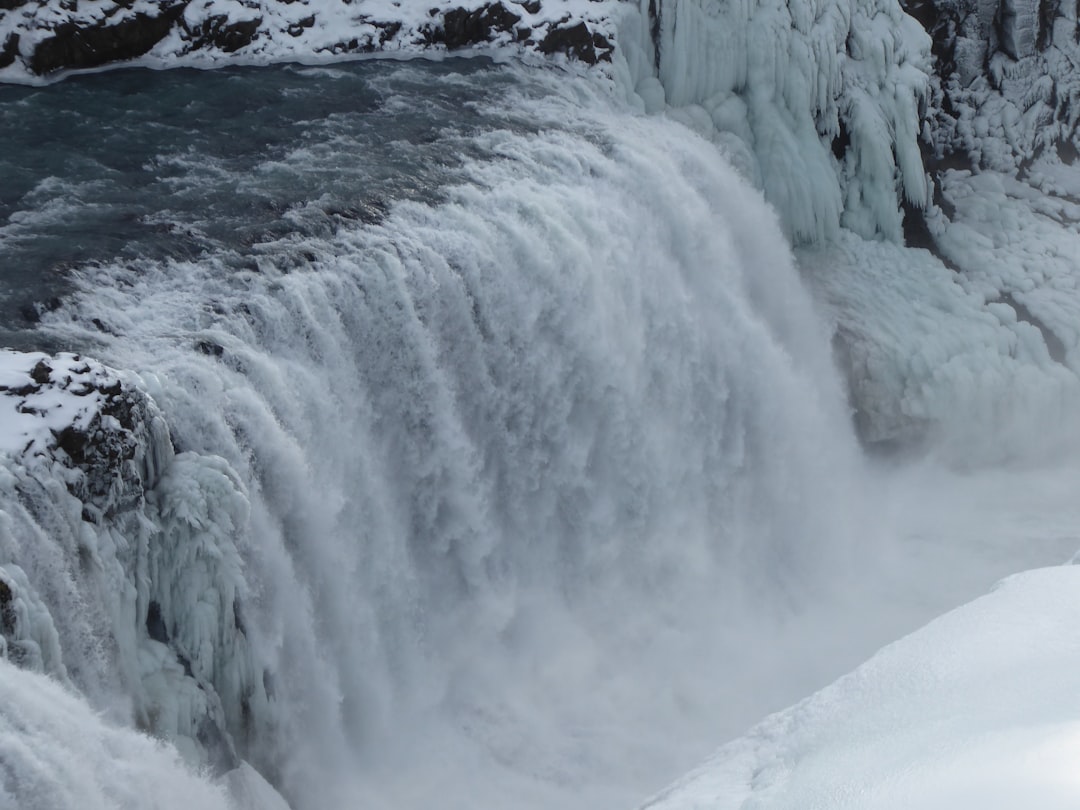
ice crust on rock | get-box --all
[913,0,1080,172]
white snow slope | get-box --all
[644,565,1080,810]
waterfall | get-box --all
[0,61,876,808]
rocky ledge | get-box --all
[0,350,162,515]
[0,0,618,82]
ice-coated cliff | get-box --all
[0,350,275,779]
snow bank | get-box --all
[0,0,622,83]
[643,564,1080,810]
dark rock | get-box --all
[538,20,612,64]
[0,32,18,70]
[5,383,39,397]
[18,301,41,324]
[439,3,521,49]
[0,0,32,9]
[1058,137,1079,163]
[514,0,541,13]
[29,3,188,75]
[233,600,246,635]
[286,14,315,38]
[185,14,261,54]
[30,361,51,386]
[55,425,90,465]
[176,651,194,678]
[146,600,169,644]
[196,340,225,357]
[831,119,851,160]
[378,20,402,44]
[0,578,14,636]
[900,198,946,259]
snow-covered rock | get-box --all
[0,0,618,82]
[643,565,1080,810]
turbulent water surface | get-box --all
[1,56,1077,810]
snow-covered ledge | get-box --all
[0,0,620,82]
[643,565,1080,810]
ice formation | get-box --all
[617,0,931,242]
[0,350,275,780]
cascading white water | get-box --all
[3,62,886,809]
[0,654,253,810]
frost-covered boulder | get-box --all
[643,565,1080,810]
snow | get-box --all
[642,565,1080,810]
[0,351,111,459]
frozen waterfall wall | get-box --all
[614,0,932,243]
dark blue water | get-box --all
[0,58,527,348]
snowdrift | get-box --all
[643,565,1080,810]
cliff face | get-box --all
[0,0,616,80]
[905,0,1080,171]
